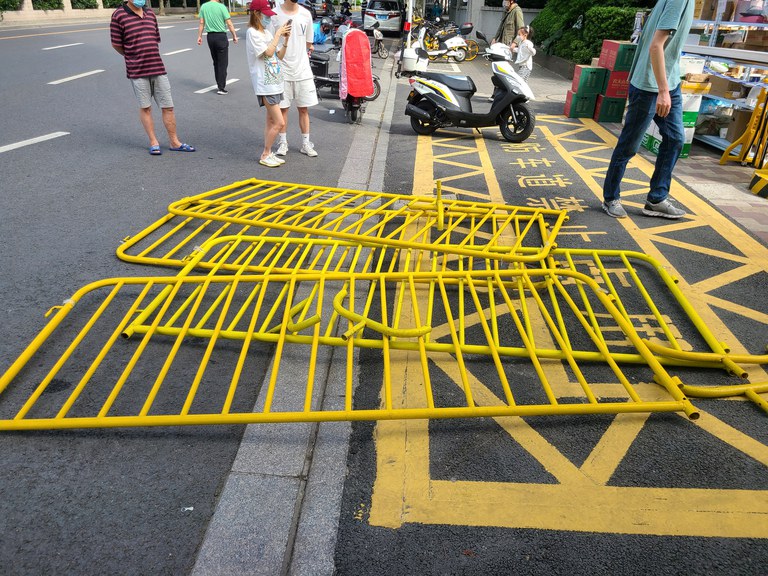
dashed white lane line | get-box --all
[47,70,104,85]
[42,42,83,50]
[0,132,70,154]
[194,78,240,93]
[164,48,193,55]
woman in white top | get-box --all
[513,26,535,82]
[246,0,292,167]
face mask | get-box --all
[261,15,271,27]
[133,0,146,7]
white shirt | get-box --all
[246,27,284,95]
[515,39,536,71]
[270,4,313,82]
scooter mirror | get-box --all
[415,47,429,58]
[476,30,487,42]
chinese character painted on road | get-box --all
[517,174,573,188]
[527,197,587,212]
[510,158,556,169]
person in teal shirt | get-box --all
[602,0,694,220]
[197,0,239,94]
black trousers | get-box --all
[206,32,229,91]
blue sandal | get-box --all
[169,143,196,152]
[149,145,162,155]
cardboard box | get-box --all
[726,108,754,142]
[682,93,703,127]
[685,73,710,83]
[680,55,706,76]
[598,40,637,72]
[695,0,716,19]
[590,57,600,67]
[602,70,630,99]
[708,75,744,99]
[593,95,626,123]
[681,80,711,94]
[564,90,597,118]
[571,65,608,95]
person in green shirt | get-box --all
[493,0,524,46]
[197,0,239,94]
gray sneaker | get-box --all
[642,199,685,219]
[602,199,627,218]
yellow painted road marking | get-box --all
[369,118,768,536]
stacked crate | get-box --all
[564,65,606,118]
[565,40,635,121]
[595,40,635,122]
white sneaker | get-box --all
[642,198,685,219]
[270,152,285,165]
[259,154,281,167]
[300,141,318,157]
[276,141,288,156]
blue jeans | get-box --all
[603,84,685,204]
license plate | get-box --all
[376,14,388,20]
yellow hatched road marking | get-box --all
[369,118,768,536]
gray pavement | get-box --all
[1,17,766,575]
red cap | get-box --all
[249,0,276,16]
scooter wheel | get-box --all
[499,102,535,142]
[465,40,479,61]
[349,107,359,123]
[452,47,467,63]
[378,45,389,59]
[364,78,381,102]
[409,101,437,135]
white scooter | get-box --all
[414,18,470,63]
[404,31,535,142]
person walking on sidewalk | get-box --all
[601,0,694,220]
[514,25,535,81]
[111,0,196,155]
[197,0,239,95]
[270,0,319,157]
[246,0,291,167]
[492,0,524,46]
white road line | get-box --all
[0,132,69,154]
[158,25,174,29]
[185,27,199,30]
[48,70,104,85]
[42,42,83,50]
[164,48,193,55]
[194,78,240,93]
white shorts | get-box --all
[279,78,318,109]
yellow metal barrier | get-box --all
[2,178,765,431]
[0,267,702,430]
[163,179,568,264]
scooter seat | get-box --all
[420,72,476,94]
[311,52,331,62]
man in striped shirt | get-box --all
[111,0,196,155]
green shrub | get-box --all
[103,0,123,6]
[72,0,98,8]
[32,0,63,9]
[0,0,21,10]
[533,0,651,63]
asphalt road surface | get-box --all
[1,15,767,576]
